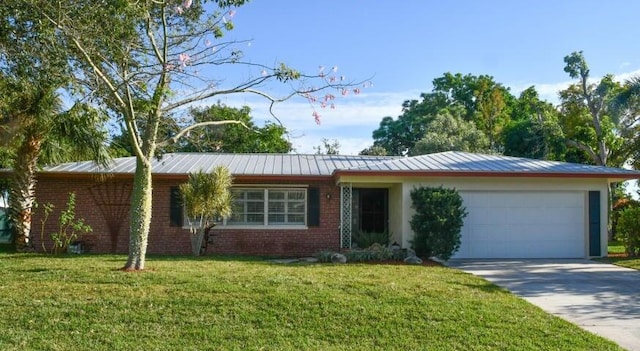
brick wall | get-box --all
[33,175,341,256]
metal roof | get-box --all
[42,153,399,177]
[341,151,640,177]
[38,151,640,179]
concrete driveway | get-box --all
[446,259,640,351]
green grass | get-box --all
[600,241,640,270]
[0,254,623,351]
[608,240,626,255]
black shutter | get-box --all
[170,186,183,227]
[588,191,601,256]
[307,187,320,227]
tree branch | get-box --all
[158,120,252,148]
[565,139,601,165]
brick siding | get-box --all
[32,175,341,256]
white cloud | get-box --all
[509,68,640,105]
[214,89,419,154]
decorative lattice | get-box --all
[340,183,352,249]
[89,181,132,253]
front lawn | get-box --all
[601,241,640,270]
[0,254,623,351]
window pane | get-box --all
[268,214,285,223]
[268,202,285,213]
[247,214,264,223]
[269,191,285,200]
[288,191,305,200]
[288,202,305,213]
[247,202,264,213]
[288,214,305,223]
[247,191,264,200]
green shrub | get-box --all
[616,206,640,257]
[351,230,390,249]
[39,192,92,254]
[315,244,406,263]
[345,244,395,262]
[315,250,334,263]
[409,186,467,260]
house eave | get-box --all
[332,169,640,182]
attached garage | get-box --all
[335,151,640,259]
[453,191,586,259]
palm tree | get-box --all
[0,77,110,251]
[179,167,233,256]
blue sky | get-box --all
[212,1,640,154]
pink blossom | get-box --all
[174,6,184,14]
[329,76,336,83]
[313,111,321,125]
[179,53,190,67]
[228,10,236,18]
[261,69,268,76]
[303,93,317,103]
[341,88,349,96]
[182,0,192,9]
[330,104,335,109]
[332,65,338,73]
[205,39,212,47]
[324,94,335,101]
[320,102,327,108]
[353,88,361,95]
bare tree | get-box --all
[29,0,365,269]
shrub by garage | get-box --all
[410,186,467,261]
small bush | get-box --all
[616,207,640,257]
[315,244,407,263]
[39,192,93,254]
[315,250,335,263]
[409,186,467,261]
[351,230,390,249]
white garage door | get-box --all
[452,191,585,259]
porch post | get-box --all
[340,183,352,249]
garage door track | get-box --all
[447,259,640,351]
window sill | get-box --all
[214,225,309,230]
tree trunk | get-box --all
[191,228,205,256]
[123,157,153,270]
[10,132,42,252]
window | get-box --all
[227,188,307,226]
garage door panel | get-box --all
[453,191,585,259]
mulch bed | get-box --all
[355,259,442,266]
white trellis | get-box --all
[340,183,352,248]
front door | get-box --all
[352,188,388,234]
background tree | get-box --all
[502,87,565,160]
[359,145,388,156]
[175,104,291,153]
[371,73,515,156]
[314,138,341,155]
[0,79,109,251]
[612,76,640,169]
[561,51,629,167]
[110,103,292,155]
[410,109,489,155]
[30,0,363,270]
[0,3,110,251]
[179,167,232,256]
